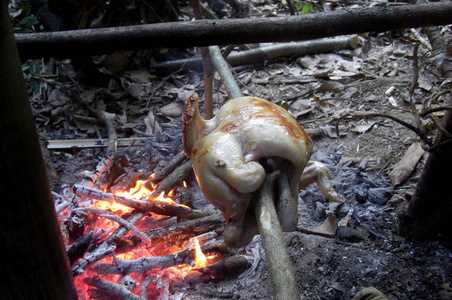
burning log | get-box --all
[144,214,224,246]
[93,248,194,275]
[150,160,193,198]
[175,255,250,285]
[84,276,141,300]
[73,184,210,219]
[73,207,153,245]
[151,151,188,184]
[93,238,229,275]
[72,210,145,275]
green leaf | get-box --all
[295,1,303,10]
[302,2,313,14]
[20,15,39,28]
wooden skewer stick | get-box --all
[255,172,300,300]
[206,44,300,299]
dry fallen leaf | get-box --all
[316,81,345,92]
[351,287,389,300]
[144,110,162,135]
[314,212,339,237]
[389,142,424,186]
[160,101,184,118]
[350,121,376,134]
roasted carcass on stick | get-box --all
[183,93,342,247]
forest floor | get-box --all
[25,1,452,299]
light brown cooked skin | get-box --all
[183,93,313,247]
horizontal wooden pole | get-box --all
[15,2,452,59]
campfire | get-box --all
[56,154,249,299]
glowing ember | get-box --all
[67,173,219,299]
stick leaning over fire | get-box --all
[204,45,301,300]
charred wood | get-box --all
[84,276,141,300]
[67,231,94,265]
[73,184,210,219]
[143,214,224,246]
[93,248,194,274]
[72,210,145,275]
[151,151,188,184]
[175,255,250,285]
[150,160,193,198]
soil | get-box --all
[27,2,452,300]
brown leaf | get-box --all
[313,212,338,237]
[389,142,424,186]
[160,101,184,118]
[316,81,345,92]
[350,121,376,133]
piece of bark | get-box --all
[67,231,94,265]
[15,2,452,59]
[255,172,300,300]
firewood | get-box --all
[173,255,250,285]
[93,248,194,275]
[151,151,188,184]
[73,207,153,245]
[93,238,229,276]
[84,276,141,300]
[72,210,145,275]
[150,160,193,198]
[72,184,211,220]
[143,214,224,246]
[67,231,94,265]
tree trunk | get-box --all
[0,1,77,299]
[398,106,452,239]
[397,20,452,240]
[15,2,452,59]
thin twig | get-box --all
[409,44,424,137]
[72,207,153,245]
[335,112,433,146]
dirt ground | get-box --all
[26,2,452,300]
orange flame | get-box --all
[193,238,207,268]
[71,173,219,299]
